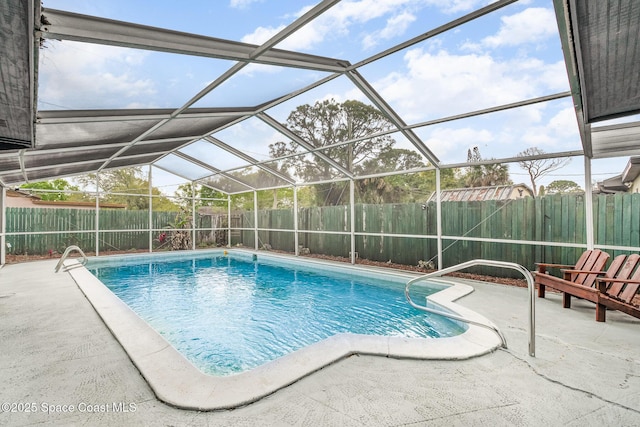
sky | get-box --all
[37,0,636,195]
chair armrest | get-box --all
[561,269,607,275]
[535,262,575,274]
[595,277,640,293]
[561,269,606,280]
[595,277,640,284]
[535,263,575,269]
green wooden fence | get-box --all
[6,193,640,277]
[238,193,640,277]
[5,208,217,255]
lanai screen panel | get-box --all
[35,119,163,149]
[3,0,640,191]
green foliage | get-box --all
[459,147,512,188]
[76,167,178,210]
[269,99,414,206]
[462,163,512,187]
[545,180,583,194]
[20,179,81,201]
[165,208,192,250]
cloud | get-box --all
[422,0,490,15]
[240,24,287,45]
[481,8,557,48]
[520,105,580,148]
[377,48,560,123]
[241,1,543,56]
[241,0,428,53]
[362,11,416,50]
[229,0,264,9]
[38,41,155,109]
[421,126,493,159]
[381,37,568,120]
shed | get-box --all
[6,189,126,210]
[426,184,533,203]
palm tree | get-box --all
[464,163,511,187]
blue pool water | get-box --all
[88,253,466,376]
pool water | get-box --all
[88,253,466,376]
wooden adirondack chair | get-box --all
[595,254,640,322]
[534,249,611,302]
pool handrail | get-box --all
[405,259,535,357]
[54,245,88,273]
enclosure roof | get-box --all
[1,0,640,192]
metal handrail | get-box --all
[405,259,535,357]
[54,245,88,273]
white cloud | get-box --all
[372,44,577,163]
[377,48,555,123]
[422,127,493,159]
[229,0,264,9]
[362,11,416,50]
[241,0,425,53]
[482,8,557,48]
[240,24,287,45]
[422,0,488,14]
[519,105,580,149]
[548,106,578,138]
[539,60,570,91]
[39,41,155,109]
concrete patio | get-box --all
[1,259,639,426]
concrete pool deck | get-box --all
[1,258,639,425]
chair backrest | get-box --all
[603,255,629,281]
[608,254,640,302]
[566,249,610,287]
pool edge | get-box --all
[65,252,502,411]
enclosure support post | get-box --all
[436,168,443,269]
[192,182,196,251]
[294,186,299,256]
[227,194,231,248]
[350,179,356,264]
[254,191,259,250]
[584,156,594,250]
[148,165,153,253]
[0,186,6,266]
[95,173,100,257]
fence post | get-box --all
[192,183,196,251]
[254,191,258,250]
[148,165,153,253]
[95,173,100,256]
[584,156,594,250]
[350,179,356,264]
[1,187,5,265]
[227,194,231,248]
[294,186,299,256]
[436,168,442,269]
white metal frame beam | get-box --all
[39,6,348,73]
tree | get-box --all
[517,147,571,196]
[269,99,401,206]
[175,183,229,209]
[76,167,178,210]
[545,180,583,194]
[20,179,81,201]
[355,148,426,203]
[461,147,511,187]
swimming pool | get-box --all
[67,249,502,410]
[87,252,466,376]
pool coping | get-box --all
[65,249,502,411]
